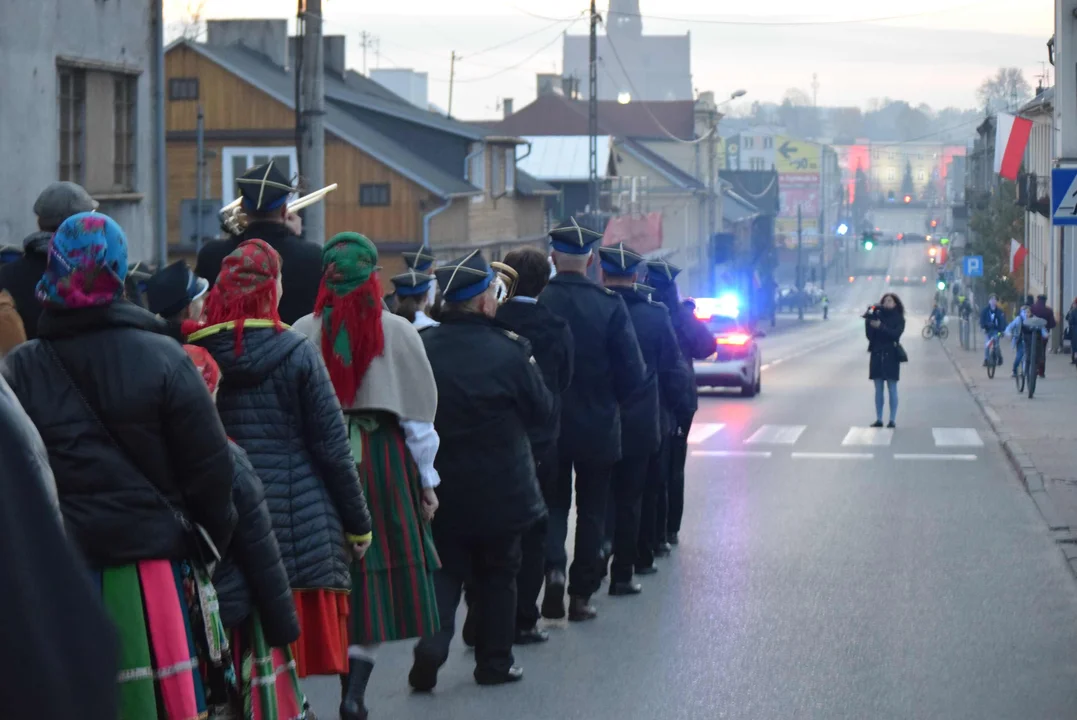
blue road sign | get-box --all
[1051,167,1077,226]
[963,255,984,277]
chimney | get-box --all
[287,35,346,76]
[503,98,514,118]
[206,19,288,68]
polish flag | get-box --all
[1010,238,1028,273]
[994,113,1033,181]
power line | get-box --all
[462,12,585,61]
[434,18,582,85]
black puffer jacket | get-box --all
[2,301,237,567]
[213,441,299,647]
[0,231,49,339]
[191,323,370,591]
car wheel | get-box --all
[741,376,757,397]
[754,373,762,395]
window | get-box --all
[168,77,199,101]
[221,147,298,201]
[743,136,754,149]
[763,136,773,149]
[57,65,139,193]
[917,171,925,182]
[887,167,896,181]
[359,183,391,207]
[504,148,515,193]
[749,157,765,171]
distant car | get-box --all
[888,274,929,286]
[692,310,763,397]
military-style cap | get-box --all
[390,268,435,298]
[144,260,209,317]
[549,217,603,255]
[402,242,436,272]
[634,282,655,296]
[598,242,645,277]
[0,245,23,265]
[435,249,495,303]
[33,182,98,228]
[236,161,296,213]
[646,259,682,288]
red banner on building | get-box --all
[602,212,663,255]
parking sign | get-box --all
[963,255,983,278]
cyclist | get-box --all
[1004,305,1048,378]
[979,294,1006,366]
[821,294,829,320]
[958,295,972,323]
[930,303,946,334]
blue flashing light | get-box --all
[695,293,740,320]
[836,223,849,236]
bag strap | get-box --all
[42,340,194,533]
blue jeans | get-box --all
[1012,343,1025,376]
[874,379,898,423]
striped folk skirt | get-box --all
[95,559,233,720]
[223,612,309,720]
[347,413,441,644]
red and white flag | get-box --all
[1010,238,1028,273]
[994,113,1033,181]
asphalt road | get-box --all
[303,243,1077,719]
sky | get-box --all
[164,0,1053,120]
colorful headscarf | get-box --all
[314,232,385,404]
[203,238,283,355]
[182,344,222,395]
[36,212,127,309]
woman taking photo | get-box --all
[866,292,906,429]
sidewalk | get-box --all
[944,339,1077,567]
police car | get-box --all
[691,294,763,397]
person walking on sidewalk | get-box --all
[866,293,906,429]
[1030,294,1056,378]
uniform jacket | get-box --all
[195,222,323,325]
[495,297,574,452]
[421,311,555,537]
[538,272,647,464]
[611,287,690,448]
[213,441,300,647]
[2,301,237,567]
[0,231,49,339]
[190,323,370,591]
[660,295,716,428]
[866,308,905,381]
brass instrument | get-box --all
[219,183,339,236]
[490,261,518,304]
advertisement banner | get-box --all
[774,137,822,173]
[775,217,820,249]
[778,173,820,218]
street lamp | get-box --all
[717,89,748,108]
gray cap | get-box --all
[33,182,99,228]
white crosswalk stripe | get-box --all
[931,428,984,447]
[842,427,894,446]
[687,423,725,445]
[744,425,806,445]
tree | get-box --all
[168,0,206,41]
[900,161,915,197]
[977,68,1032,115]
[968,179,1024,303]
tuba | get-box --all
[219,183,339,236]
[490,261,518,305]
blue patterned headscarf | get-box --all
[36,212,127,309]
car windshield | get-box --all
[705,315,740,334]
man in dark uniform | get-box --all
[646,260,716,550]
[598,244,689,588]
[538,220,647,621]
[143,260,210,341]
[401,241,440,319]
[411,250,555,690]
[194,161,322,324]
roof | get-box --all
[490,93,696,141]
[170,40,479,199]
[517,136,613,181]
[515,170,559,196]
[722,189,760,223]
[1019,86,1054,116]
[618,139,704,191]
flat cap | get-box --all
[33,182,98,228]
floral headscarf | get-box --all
[182,344,222,395]
[36,212,127,309]
[202,238,283,354]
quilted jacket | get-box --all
[212,441,300,647]
[191,322,370,592]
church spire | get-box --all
[608,0,642,39]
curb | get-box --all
[940,341,1074,539]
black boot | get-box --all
[541,570,566,620]
[568,595,597,622]
[462,607,477,648]
[340,658,374,720]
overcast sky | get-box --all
[165,0,1052,119]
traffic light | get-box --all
[937,278,946,291]
[939,237,950,245]
[904,195,912,204]
[930,219,938,229]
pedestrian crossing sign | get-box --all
[1051,167,1077,226]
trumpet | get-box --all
[219,183,339,236]
[490,261,519,305]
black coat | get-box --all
[867,308,906,381]
[195,222,323,325]
[538,272,647,464]
[2,302,238,566]
[0,231,49,339]
[654,291,716,429]
[421,311,555,537]
[191,324,370,591]
[611,287,691,448]
[0,376,118,720]
[213,441,300,647]
[495,298,574,452]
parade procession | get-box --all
[0,164,715,720]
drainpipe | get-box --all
[422,197,452,248]
[515,140,533,164]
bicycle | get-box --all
[984,332,1002,379]
[1018,317,1048,398]
[922,320,949,340]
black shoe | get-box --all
[635,564,658,576]
[515,626,550,645]
[870,420,883,428]
[462,608,477,648]
[568,596,598,622]
[668,532,679,546]
[654,542,672,558]
[608,581,643,596]
[541,570,566,620]
[887,421,896,429]
[474,665,524,686]
[408,650,440,693]
[340,658,373,720]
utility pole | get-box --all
[707,103,718,293]
[299,0,326,245]
[152,0,166,267]
[195,105,204,255]
[588,0,600,219]
[796,204,804,321]
[447,51,457,118]
[359,31,378,75]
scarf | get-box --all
[36,212,127,309]
[314,232,385,404]
[202,239,283,355]
[182,345,221,395]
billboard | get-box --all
[774,137,822,174]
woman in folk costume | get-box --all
[1,213,238,719]
[182,345,310,720]
[188,238,373,680]
[293,233,441,720]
